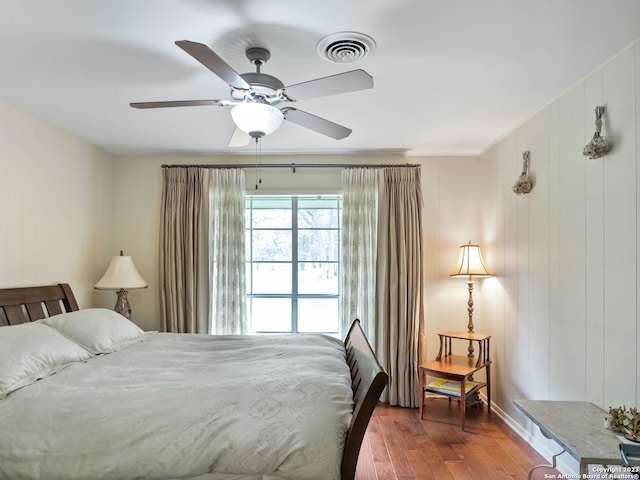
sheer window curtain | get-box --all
[341,166,424,408]
[209,169,247,334]
[160,167,247,335]
[341,168,379,341]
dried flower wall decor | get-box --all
[583,105,611,159]
[512,151,533,195]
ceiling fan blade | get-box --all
[228,127,251,147]
[175,40,251,90]
[282,107,352,140]
[130,99,231,109]
[281,69,373,102]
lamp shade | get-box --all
[95,252,148,290]
[231,102,284,137]
[450,243,491,278]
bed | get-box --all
[0,283,387,480]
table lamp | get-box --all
[95,251,148,320]
[450,242,491,356]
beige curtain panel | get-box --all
[376,166,425,408]
[159,167,211,334]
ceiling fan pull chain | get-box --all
[255,137,260,190]
[259,139,263,185]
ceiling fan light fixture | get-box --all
[231,102,284,138]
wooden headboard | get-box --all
[0,283,79,326]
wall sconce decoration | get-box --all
[582,105,610,159]
[512,150,533,195]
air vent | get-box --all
[317,32,376,64]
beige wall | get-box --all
[420,156,491,362]
[0,98,115,308]
[479,39,640,473]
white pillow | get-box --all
[43,308,151,354]
[0,322,93,399]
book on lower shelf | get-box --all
[425,378,478,397]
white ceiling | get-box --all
[1,0,639,157]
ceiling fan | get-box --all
[130,40,374,146]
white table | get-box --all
[513,400,639,477]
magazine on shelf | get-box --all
[425,379,478,397]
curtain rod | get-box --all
[161,163,420,172]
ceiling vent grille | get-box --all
[317,32,376,64]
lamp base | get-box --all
[114,289,132,320]
[466,279,475,357]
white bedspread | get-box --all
[0,333,354,480]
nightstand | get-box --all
[418,331,491,431]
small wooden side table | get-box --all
[418,331,492,431]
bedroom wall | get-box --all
[0,98,115,308]
[478,39,640,473]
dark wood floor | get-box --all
[355,399,559,480]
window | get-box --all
[245,195,341,334]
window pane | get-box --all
[250,298,291,332]
[252,230,291,261]
[298,263,339,294]
[252,263,291,294]
[298,208,339,228]
[252,209,291,228]
[298,298,339,333]
[298,197,340,209]
[245,262,251,294]
[298,230,338,261]
[249,197,292,228]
